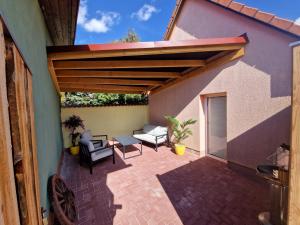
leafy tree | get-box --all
[115,29,140,43]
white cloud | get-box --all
[77,0,88,25]
[77,0,120,33]
[83,12,120,33]
[295,17,300,25]
[131,4,159,21]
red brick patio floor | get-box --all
[60,143,270,225]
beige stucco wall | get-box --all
[150,0,298,168]
[61,105,149,148]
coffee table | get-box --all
[113,136,142,159]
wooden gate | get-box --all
[0,20,42,225]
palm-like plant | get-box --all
[62,115,85,147]
[165,115,197,145]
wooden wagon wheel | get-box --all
[48,175,76,225]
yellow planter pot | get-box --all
[70,146,79,155]
[175,144,186,155]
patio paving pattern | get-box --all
[60,143,270,225]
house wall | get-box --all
[0,0,63,211]
[150,0,298,168]
[61,105,149,148]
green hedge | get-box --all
[61,92,148,107]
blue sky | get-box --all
[75,0,300,45]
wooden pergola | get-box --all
[47,35,248,95]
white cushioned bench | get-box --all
[133,125,168,151]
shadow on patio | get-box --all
[157,157,270,225]
[60,150,130,225]
[60,144,270,225]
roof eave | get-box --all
[164,0,300,41]
[39,0,80,45]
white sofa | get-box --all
[133,125,168,151]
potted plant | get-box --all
[165,115,196,155]
[62,115,85,155]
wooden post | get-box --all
[288,43,300,225]
[0,20,21,225]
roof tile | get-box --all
[254,11,275,23]
[164,0,300,39]
[241,6,258,17]
[228,2,244,12]
[216,0,232,7]
[270,17,294,30]
[288,24,300,36]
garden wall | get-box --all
[61,105,149,148]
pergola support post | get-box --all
[288,43,300,225]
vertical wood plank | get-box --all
[288,45,300,225]
[13,44,40,225]
[0,21,21,225]
[26,69,43,225]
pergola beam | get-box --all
[56,70,180,78]
[47,36,248,60]
[60,83,149,92]
[61,88,143,94]
[57,77,164,86]
[47,59,61,94]
[53,60,206,70]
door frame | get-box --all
[200,92,228,162]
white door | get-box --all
[207,96,227,160]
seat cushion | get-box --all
[91,148,113,161]
[133,134,167,144]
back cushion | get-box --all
[143,125,157,135]
[153,126,168,136]
[81,130,92,141]
[143,125,167,136]
[80,138,95,152]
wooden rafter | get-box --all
[151,48,245,94]
[49,44,244,60]
[56,70,180,78]
[47,35,248,94]
[48,59,61,94]
[60,83,149,92]
[53,59,206,70]
[57,77,164,86]
[60,88,143,94]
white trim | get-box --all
[289,41,300,47]
[207,154,228,164]
[202,93,228,161]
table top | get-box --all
[114,135,141,146]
